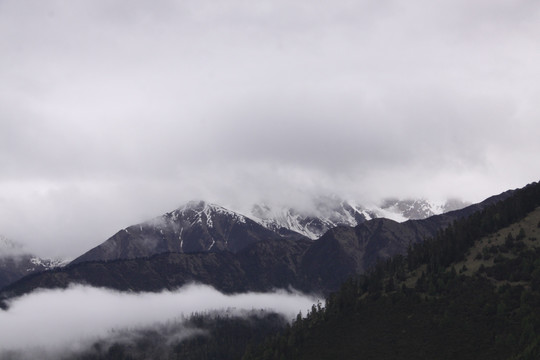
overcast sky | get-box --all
[1,0,539,258]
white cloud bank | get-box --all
[0,284,319,357]
[1,0,539,258]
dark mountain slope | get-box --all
[244,181,540,360]
[0,238,313,300]
[0,255,40,289]
[71,201,300,265]
[0,237,66,288]
[300,189,515,291]
[299,217,456,292]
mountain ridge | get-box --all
[243,182,540,360]
[0,236,67,289]
[71,197,471,266]
[250,197,470,239]
[70,200,296,265]
[0,196,469,290]
[0,185,519,302]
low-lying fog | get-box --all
[0,283,320,358]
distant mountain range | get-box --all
[0,236,67,289]
[5,196,462,290]
[1,189,512,301]
[251,197,468,239]
[379,197,468,220]
[70,197,469,266]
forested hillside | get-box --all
[243,181,540,360]
[69,311,287,360]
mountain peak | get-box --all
[70,196,471,266]
[0,235,68,288]
[379,198,470,220]
[171,200,248,227]
[179,200,212,211]
[183,199,205,208]
[71,201,281,265]
[250,200,370,240]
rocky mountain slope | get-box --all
[70,201,302,265]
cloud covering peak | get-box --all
[1,0,539,258]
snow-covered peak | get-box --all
[249,197,468,240]
[378,198,469,220]
[250,200,369,240]
[132,197,468,245]
[179,200,208,212]
[167,200,248,228]
[251,204,320,239]
[29,256,70,270]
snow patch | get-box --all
[179,228,184,251]
[369,207,408,223]
[29,257,70,270]
[250,201,365,240]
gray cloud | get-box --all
[0,283,319,357]
[0,0,539,257]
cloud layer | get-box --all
[0,284,319,357]
[1,0,539,257]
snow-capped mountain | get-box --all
[250,197,469,240]
[71,201,297,265]
[71,197,470,265]
[379,198,470,220]
[27,257,70,270]
[0,235,68,289]
[251,199,374,240]
[5,184,521,300]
